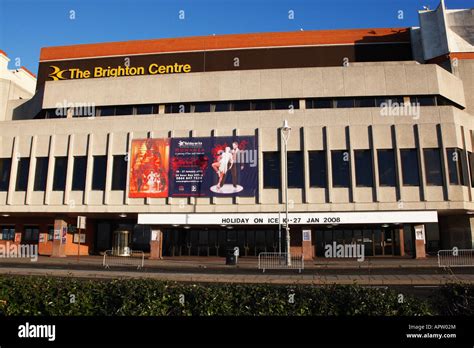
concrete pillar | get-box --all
[398,226,405,256]
[51,219,68,258]
[301,229,314,260]
[414,224,427,259]
[25,135,37,205]
[149,228,163,260]
[84,134,94,205]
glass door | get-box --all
[373,229,395,256]
[373,229,383,255]
[383,229,395,256]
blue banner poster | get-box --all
[169,136,258,197]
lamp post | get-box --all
[281,120,292,266]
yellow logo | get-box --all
[48,66,68,81]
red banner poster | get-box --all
[129,138,170,198]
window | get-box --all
[446,148,468,186]
[354,150,373,187]
[309,151,326,188]
[335,98,354,108]
[315,99,334,108]
[71,106,96,118]
[213,102,230,112]
[287,152,304,188]
[193,103,211,113]
[411,96,436,106]
[0,158,11,191]
[23,226,39,243]
[355,97,375,107]
[114,105,134,116]
[232,101,251,111]
[72,156,87,191]
[331,150,350,188]
[273,99,299,110]
[136,104,157,115]
[400,149,420,186]
[34,157,49,191]
[100,106,115,116]
[53,157,68,191]
[15,157,30,191]
[45,109,64,119]
[165,103,190,113]
[1,226,15,241]
[112,155,127,191]
[375,97,403,107]
[47,225,54,241]
[92,156,107,190]
[252,100,272,110]
[263,152,280,189]
[377,149,396,187]
[423,148,443,186]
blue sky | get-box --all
[0,0,472,74]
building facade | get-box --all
[0,2,473,259]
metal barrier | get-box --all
[438,249,474,267]
[258,252,304,273]
[103,250,145,269]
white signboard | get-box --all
[415,225,426,244]
[73,234,86,243]
[302,230,311,241]
[151,230,161,241]
[138,211,438,225]
[77,216,86,230]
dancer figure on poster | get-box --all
[212,147,233,190]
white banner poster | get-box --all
[138,211,438,225]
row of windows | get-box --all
[0,155,127,192]
[33,95,460,119]
[0,147,471,193]
[35,104,159,119]
[263,147,473,189]
[305,95,453,109]
[0,225,53,241]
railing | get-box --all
[438,249,474,267]
[258,252,304,273]
[102,250,145,269]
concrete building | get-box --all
[0,1,473,260]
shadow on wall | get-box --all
[12,86,44,120]
[354,29,413,62]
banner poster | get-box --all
[169,136,258,197]
[61,226,67,244]
[129,138,170,198]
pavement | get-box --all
[0,255,473,285]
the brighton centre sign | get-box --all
[48,62,192,81]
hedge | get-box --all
[0,276,471,316]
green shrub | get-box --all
[0,275,447,316]
[435,282,474,315]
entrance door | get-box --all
[383,229,395,256]
[374,229,395,256]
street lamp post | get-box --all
[281,120,292,266]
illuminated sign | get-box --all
[48,62,192,81]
